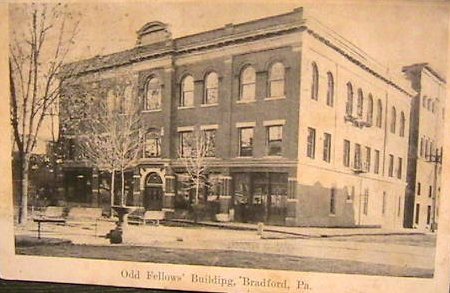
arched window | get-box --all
[427,99,432,111]
[422,96,427,108]
[144,128,161,158]
[399,111,406,137]
[311,62,319,100]
[145,77,162,110]
[425,139,429,159]
[107,89,116,113]
[431,101,435,113]
[326,72,334,106]
[268,62,285,98]
[239,65,256,101]
[376,99,383,128]
[346,82,353,116]
[357,89,364,118]
[204,72,219,105]
[122,85,132,113]
[390,107,397,133]
[180,75,194,107]
[367,94,373,124]
[420,137,424,157]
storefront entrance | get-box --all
[143,173,163,211]
[232,172,288,225]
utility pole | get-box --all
[428,148,442,232]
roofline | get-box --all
[402,63,446,84]
[64,7,415,97]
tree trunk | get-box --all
[18,153,30,224]
[110,170,115,217]
[121,168,125,206]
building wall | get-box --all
[291,31,410,228]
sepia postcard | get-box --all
[1,0,450,292]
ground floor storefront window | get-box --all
[232,172,288,225]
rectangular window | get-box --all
[363,188,369,215]
[144,136,161,158]
[388,154,394,177]
[397,157,403,179]
[239,127,254,157]
[307,128,316,159]
[397,196,401,217]
[429,185,432,198]
[427,205,431,225]
[415,204,420,224]
[346,186,354,202]
[267,125,283,156]
[203,129,216,157]
[330,188,336,215]
[179,131,193,157]
[343,140,350,167]
[365,146,371,172]
[382,191,386,215]
[417,182,421,195]
[354,143,361,169]
[323,133,332,162]
[374,150,380,174]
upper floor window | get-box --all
[346,82,353,116]
[266,125,283,156]
[145,77,162,110]
[399,111,406,137]
[239,127,254,157]
[422,95,427,108]
[326,72,334,106]
[204,72,219,105]
[388,154,394,177]
[374,149,380,174]
[268,62,285,98]
[365,146,371,172]
[107,89,117,114]
[311,62,319,101]
[144,128,161,158]
[427,99,432,111]
[306,127,316,158]
[323,133,332,163]
[376,99,383,128]
[367,94,373,125]
[357,89,364,119]
[343,139,350,167]
[239,66,256,101]
[180,75,194,107]
[431,101,435,113]
[203,129,217,157]
[397,157,403,179]
[179,131,193,157]
[330,188,336,215]
[420,137,424,157]
[354,143,361,169]
[390,106,396,134]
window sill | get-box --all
[236,99,256,104]
[346,199,353,204]
[329,214,336,217]
[262,155,284,159]
[178,106,195,110]
[200,103,219,108]
[265,96,286,101]
[235,156,254,159]
[141,109,162,113]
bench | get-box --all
[32,206,66,239]
[67,207,103,235]
[128,210,165,226]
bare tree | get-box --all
[63,86,143,212]
[178,129,216,205]
[9,3,80,224]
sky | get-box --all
[8,0,450,153]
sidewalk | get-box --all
[169,219,428,238]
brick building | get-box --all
[60,8,416,228]
[403,64,446,230]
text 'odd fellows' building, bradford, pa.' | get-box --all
[57,7,446,229]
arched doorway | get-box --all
[144,172,163,211]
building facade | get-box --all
[60,8,414,228]
[403,64,446,230]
